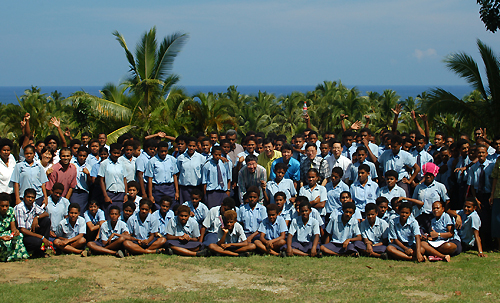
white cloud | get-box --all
[413,48,437,60]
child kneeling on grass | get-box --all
[87,205,129,258]
[284,200,321,257]
[208,210,256,257]
[166,205,207,257]
[354,203,389,259]
[53,203,88,256]
[254,204,287,256]
[386,202,425,262]
[123,199,166,255]
[321,202,361,257]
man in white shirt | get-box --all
[325,140,351,181]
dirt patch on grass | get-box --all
[0,255,295,301]
[404,290,450,302]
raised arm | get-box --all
[391,104,402,135]
[50,117,67,147]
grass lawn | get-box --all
[1,251,499,302]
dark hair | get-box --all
[295,196,309,204]
[307,168,319,176]
[157,141,169,149]
[99,147,109,155]
[262,138,273,146]
[139,198,152,209]
[331,167,344,178]
[266,203,279,213]
[127,181,140,190]
[309,130,318,137]
[52,182,64,192]
[24,188,36,197]
[0,193,11,204]
[60,147,71,155]
[376,197,389,206]
[77,146,89,154]
[24,144,35,153]
[185,136,197,145]
[81,132,91,138]
[117,134,131,145]
[342,201,356,212]
[274,162,288,172]
[177,205,191,215]
[435,131,446,138]
[0,138,13,150]
[160,195,173,205]
[191,188,203,198]
[273,191,286,201]
[298,200,311,210]
[356,146,368,154]
[340,191,351,199]
[109,205,121,214]
[122,139,135,148]
[360,128,372,135]
[88,200,99,207]
[143,139,158,150]
[305,143,317,150]
[222,197,235,209]
[211,146,223,153]
[384,170,398,179]
[247,185,260,196]
[415,134,425,142]
[68,202,81,212]
[399,202,412,212]
[69,139,81,147]
[199,137,211,144]
[464,198,478,207]
[365,203,377,213]
[245,154,258,163]
[391,135,403,146]
[358,163,370,173]
[44,135,59,146]
[123,201,136,211]
[109,143,122,152]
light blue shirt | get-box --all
[10,160,48,199]
[165,216,200,238]
[150,209,175,235]
[84,209,106,224]
[217,222,247,244]
[348,160,378,183]
[127,212,157,240]
[269,157,301,181]
[86,154,99,171]
[118,154,137,183]
[100,220,129,242]
[431,213,459,241]
[202,206,224,233]
[56,216,86,239]
[288,216,320,243]
[412,180,449,215]
[46,196,70,232]
[378,149,416,181]
[202,158,232,191]
[237,203,267,233]
[183,200,209,225]
[135,151,152,183]
[73,160,89,192]
[177,151,205,186]
[458,210,481,246]
[467,160,495,193]
[145,154,178,184]
[455,155,471,184]
[376,185,406,202]
[388,215,421,246]
[325,181,350,214]
[360,216,389,244]
[258,216,288,240]
[98,159,126,192]
[266,179,296,205]
[350,179,379,212]
[90,161,101,178]
[235,150,259,167]
[325,213,360,244]
[291,207,324,226]
[411,149,433,178]
[350,142,379,161]
[299,184,328,216]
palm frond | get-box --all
[106,125,136,144]
[444,50,487,99]
[136,27,157,80]
[112,30,138,80]
[154,32,189,81]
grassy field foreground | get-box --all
[1,251,499,302]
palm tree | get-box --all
[423,39,500,135]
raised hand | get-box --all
[64,128,71,138]
[50,117,61,128]
[418,113,427,122]
[391,104,402,116]
[339,114,348,120]
[364,114,370,120]
[350,120,362,130]
[411,110,417,120]
[24,113,30,120]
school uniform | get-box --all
[201,206,224,245]
[0,154,16,195]
[216,222,247,245]
[324,154,352,182]
[98,158,126,216]
[70,160,90,215]
[135,150,152,185]
[457,210,481,249]
[277,209,292,223]
[350,179,379,213]
[347,160,378,183]
[258,216,288,241]
[237,203,267,241]
[269,157,301,182]
[329,208,363,222]
[118,154,137,183]
[411,149,433,181]
[291,208,325,226]
[354,217,389,254]
[341,145,355,160]
[86,154,99,172]
[183,201,209,226]
[55,216,86,239]
[166,217,202,249]
[46,196,70,232]
[10,160,48,206]
[127,212,159,245]
[202,158,231,209]
[15,202,50,254]
[376,185,406,203]
[322,214,360,254]
[145,154,179,208]
[177,151,205,204]
[95,219,129,246]
[150,209,175,236]
[325,181,350,220]
[378,149,416,197]
[412,180,449,233]
[387,215,421,252]
[266,179,296,207]
[428,213,461,255]
[235,150,259,167]
[84,209,106,226]
[299,184,328,218]
[379,211,392,224]
[284,216,320,253]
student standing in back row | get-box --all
[146,141,179,210]
[202,146,231,209]
[98,143,128,217]
[177,137,205,204]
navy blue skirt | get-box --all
[168,239,203,249]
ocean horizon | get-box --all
[0,84,473,105]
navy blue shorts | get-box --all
[353,241,387,254]
[389,242,416,253]
[322,242,358,254]
[282,241,320,253]
[168,239,203,249]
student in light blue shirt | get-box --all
[411,134,434,181]
[285,201,321,257]
[201,146,232,209]
[349,164,379,214]
[177,137,205,204]
[117,140,137,183]
[450,199,486,257]
[376,197,392,223]
[265,163,297,207]
[151,196,175,236]
[386,202,425,262]
[84,200,106,242]
[346,146,378,185]
[53,203,87,256]
[98,143,128,217]
[321,202,361,256]
[254,204,288,256]
[353,203,389,258]
[166,205,205,256]
[145,141,179,209]
[182,189,209,226]
[199,197,236,245]
[70,147,91,215]
[135,139,157,198]
[87,205,130,257]
[273,192,293,225]
[123,199,166,255]
[376,170,406,202]
[325,167,350,219]
[46,183,70,234]
[237,186,267,242]
[299,168,328,218]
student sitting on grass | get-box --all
[0,193,29,261]
[354,203,389,259]
[237,186,267,242]
[284,200,321,257]
[87,205,129,258]
[121,201,136,223]
[45,182,70,240]
[53,203,87,257]
[254,204,288,256]
[151,196,175,236]
[182,188,209,227]
[200,197,236,245]
[165,205,206,257]
[386,202,425,262]
[349,164,378,216]
[321,202,361,257]
[376,170,406,203]
[291,196,325,229]
[208,210,256,257]
[325,167,349,226]
[449,198,486,257]
[274,192,291,226]
[15,188,52,258]
[84,200,105,242]
[299,168,328,223]
[123,199,166,255]
[420,201,459,262]
[376,197,391,223]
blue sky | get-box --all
[1,0,498,87]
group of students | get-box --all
[0,110,498,262]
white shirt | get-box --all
[325,154,352,180]
[0,154,16,194]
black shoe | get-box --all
[280,250,286,258]
[380,252,388,260]
[166,247,173,255]
[238,252,250,257]
[316,251,323,258]
[196,249,208,257]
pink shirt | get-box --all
[46,162,77,196]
